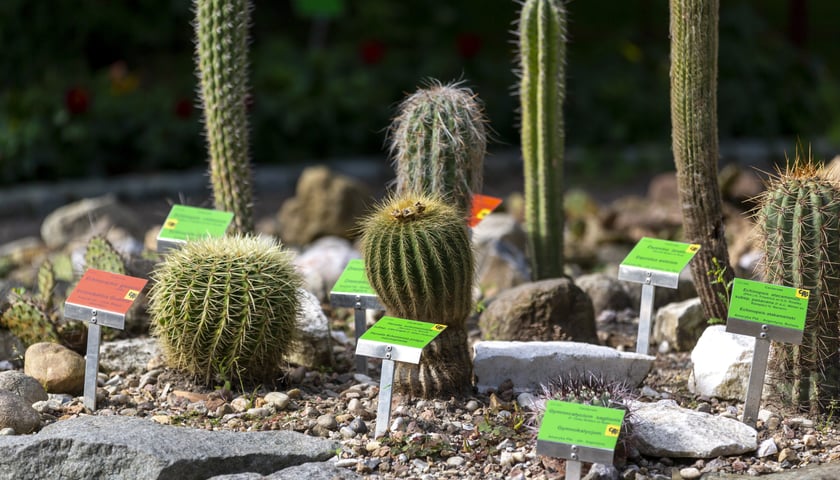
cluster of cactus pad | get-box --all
[84,235,126,275]
[148,235,302,385]
[389,80,487,217]
[754,158,840,415]
[360,193,474,398]
[517,0,567,280]
[194,0,255,234]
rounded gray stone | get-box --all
[0,370,48,405]
[0,391,40,434]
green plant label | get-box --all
[331,259,376,296]
[537,400,625,450]
[728,278,808,331]
[359,316,447,349]
[157,205,233,241]
[292,0,344,18]
[620,237,700,274]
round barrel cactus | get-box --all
[148,235,302,385]
[360,193,475,397]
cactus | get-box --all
[755,157,840,415]
[36,259,55,308]
[517,0,566,280]
[194,0,255,233]
[360,193,474,397]
[0,295,61,347]
[389,80,487,217]
[669,0,734,322]
[84,235,126,275]
[148,234,302,385]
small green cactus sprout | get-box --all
[84,235,126,275]
[36,259,56,308]
[360,193,475,397]
[148,234,302,385]
[389,80,487,217]
[754,155,840,415]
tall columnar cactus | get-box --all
[389,80,487,217]
[148,235,302,385]
[517,0,566,280]
[755,159,840,415]
[360,193,475,398]
[670,0,734,322]
[194,0,255,233]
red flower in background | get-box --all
[456,32,482,59]
[65,87,90,115]
[359,39,385,65]
[174,98,193,119]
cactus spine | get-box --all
[194,0,255,233]
[755,158,840,415]
[517,0,566,280]
[360,193,475,398]
[148,235,302,385]
[389,80,487,217]
[84,235,126,275]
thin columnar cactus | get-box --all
[670,0,734,323]
[389,80,487,217]
[517,0,566,280]
[755,158,840,415]
[360,193,475,398]
[194,0,255,233]
[148,235,302,385]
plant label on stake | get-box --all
[355,316,447,438]
[726,278,808,426]
[64,269,148,411]
[536,400,625,480]
[618,237,700,354]
[156,205,233,253]
[468,193,503,228]
[329,259,384,374]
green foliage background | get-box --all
[1,0,838,185]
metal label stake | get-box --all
[618,238,701,355]
[726,278,808,427]
[330,259,383,375]
[64,269,147,411]
[355,316,447,438]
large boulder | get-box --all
[277,166,371,247]
[24,342,85,395]
[478,278,598,343]
[40,195,146,250]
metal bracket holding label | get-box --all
[329,291,383,375]
[618,265,679,354]
[536,439,616,466]
[156,237,185,254]
[742,333,771,427]
[65,305,126,411]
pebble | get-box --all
[347,398,362,411]
[340,426,357,439]
[334,458,358,468]
[390,416,407,432]
[316,414,338,430]
[678,467,701,479]
[757,438,778,457]
[349,417,368,434]
[446,456,466,467]
[0,428,15,436]
[263,392,290,410]
[151,415,171,425]
[230,397,250,412]
[246,407,270,419]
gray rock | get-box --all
[99,337,161,374]
[478,278,598,343]
[472,212,529,254]
[40,195,146,250]
[24,342,85,395]
[294,236,361,301]
[576,273,633,316]
[0,370,47,405]
[702,463,840,479]
[652,297,706,352]
[210,461,363,479]
[0,415,340,479]
[0,391,40,434]
[629,400,756,458]
[0,329,24,364]
[288,289,333,369]
[277,166,371,247]
[474,238,531,299]
[473,341,654,393]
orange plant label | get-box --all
[66,269,148,315]
[468,193,503,227]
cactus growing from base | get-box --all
[194,0,255,233]
[360,193,474,397]
[389,80,487,218]
[148,235,301,385]
[84,235,126,275]
[754,158,840,415]
[0,295,60,347]
[517,0,566,280]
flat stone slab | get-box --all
[473,341,654,393]
[0,415,340,479]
